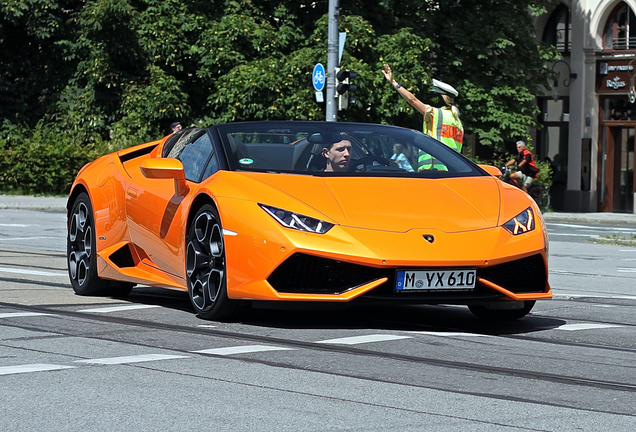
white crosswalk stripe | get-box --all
[77,304,161,313]
[0,364,76,375]
[0,267,67,276]
[315,334,412,345]
[75,354,189,365]
[193,345,294,355]
[410,331,492,337]
[555,323,623,331]
[0,312,52,318]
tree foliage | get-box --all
[1,0,559,163]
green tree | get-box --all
[0,0,79,127]
[1,0,559,152]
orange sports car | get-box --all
[67,121,551,321]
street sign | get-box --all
[312,63,326,92]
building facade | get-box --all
[534,0,636,213]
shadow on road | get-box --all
[238,303,565,335]
[116,286,565,335]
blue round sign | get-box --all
[312,63,326,92]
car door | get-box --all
[125,129,215,279]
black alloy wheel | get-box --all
[186,204,246,321]
[67,192,132,297]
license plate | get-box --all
[395,269,476,292]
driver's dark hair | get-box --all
[323,132,352,150]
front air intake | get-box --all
[478,254,546,293]
[267,253,387,294]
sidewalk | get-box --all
[0,195,68,213]
[1,194,636,225]
[542,211,636,225]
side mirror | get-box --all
[140,158,189,196]
[140,158,184,179]
[479,164,502,177]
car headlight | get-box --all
[502,207,535,235]
[260,204,334,234]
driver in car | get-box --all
[322,139,352,172]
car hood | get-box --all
[227,173,502,233]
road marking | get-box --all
[193,345,294,355]
[75,354,189,365]
[0,223,37,227]
[410,332,492,337]
[315,334,412,345]
[0,364,75,375]
[77,304,161,313]
[0,236,56,241]
[0,267,67,277]
[620,249,636,252]
[553,293,636,300]
[0,312,52,319]
[617,268,636,273]
[555,323,623,331]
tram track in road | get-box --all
[0,247,66,259]
[7,275,636,356]
[1,299,636,397]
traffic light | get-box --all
[336,68,358,110]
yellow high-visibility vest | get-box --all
[419,108,464,171]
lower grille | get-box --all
[477,254,546,293]
[267,252,547,298]
[268,253,387,294]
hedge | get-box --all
[0,126,112,195]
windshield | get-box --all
[214,121,485,178]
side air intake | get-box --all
[109,244,136,268]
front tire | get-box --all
[186,204,246,321]
[67,192,133,297]
[468,301,536,321]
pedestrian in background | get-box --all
[170,122,182,134]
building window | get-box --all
[604,97,636,121]
[543,4,571,55]
[604,2,636,50]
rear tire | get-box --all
[468,301,535,321]
[67,192,133,297]
[186,204,247,321]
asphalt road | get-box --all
[0,209,635,431]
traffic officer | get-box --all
[382,64,464,170]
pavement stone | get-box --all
[1,194,636,225]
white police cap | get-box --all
[430,78,458,98]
